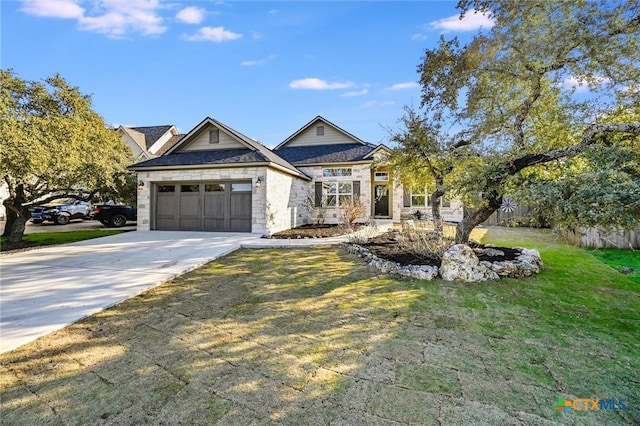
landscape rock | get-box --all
[342,241,543,282]
[473,247,505,257]
[395,265,439,280]
[440,244,499,282]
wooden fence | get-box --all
[483,205,539,226]
[563,226,640,249]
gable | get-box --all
[275,116,368,149]
[177,124,246,152]
[138,117,309,180]
[119,127,147,157]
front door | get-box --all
[374,184,389,217]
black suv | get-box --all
[30,198,92,225]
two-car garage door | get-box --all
[154,181,252,232]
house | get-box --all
[129,116,462,235]
[118,125,182,160]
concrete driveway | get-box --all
[0,231,261,353]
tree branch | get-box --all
[509,123,640,174]
[24,190,99,207]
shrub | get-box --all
[396,228,453,260]
[347,222,379,244]
[339,197,368,228]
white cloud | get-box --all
[362,100,395,108]
[185,26,242,42]
[411,33,428,41]
[22,0,167,37]
[560,75,612,93]
[341,88,368,97]
[429,9,494,32]
[289,78,354,90]
[388,82,419,90]
[176,6,205,25]
[21,0,84,18]
[241,54,276,66]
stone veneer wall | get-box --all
[264,168,309,235]
[297,164,373,224]
[135,167,268,233]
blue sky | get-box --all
[1,0,495,147]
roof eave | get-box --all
[293,160,374,167]
[128,161,311,180]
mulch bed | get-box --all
[270,226,522,267]
[269,224,360,239]
[361,231,521,267]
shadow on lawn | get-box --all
[1,231,638,425]
[0,247,423,424]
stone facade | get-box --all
[135,166,269,233]
[297,164,375,224]
[264,168,310,235]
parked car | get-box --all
[91,204,137,228]
[30,198,92,225]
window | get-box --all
[323,182,352,207]
[209,129,220,144]
[181,184,199,192]
[322,168,352,177]
[231,182,252,192]
[158,185,175,193]
[410,187,427,207]
[374,171,389,182]
[316,125,324,136]
[205,183,225,192]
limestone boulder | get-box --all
[440,244,500,282]
[396,265,439,280]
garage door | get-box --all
[155,181,252,232]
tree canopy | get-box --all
[1,70,132,243]
[392,0,640,242]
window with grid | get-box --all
[411,187,427,207]
[323,182,352,207]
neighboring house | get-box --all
[118,125,182,160]
[129,116,462,235]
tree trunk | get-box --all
[2,201,17,237]
[4,185,31,245]
[430,177,445,236]
[7,214,28,244]
[455,192,502,244]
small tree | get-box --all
[386,106,463,236]
[0,70,132,244]
[306,192,327,225]
[338,197,368,229]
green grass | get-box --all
[591,248,640,283]
[0,229,124,251]
[1,227,638,425]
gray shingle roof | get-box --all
[274,143,377,165]
[131,149,267,168]
[131,125,174,150]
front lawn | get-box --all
[1,227,637,424]
[0,230,124,252]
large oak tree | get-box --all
[402,0,639,243]
[1,70,132,244]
